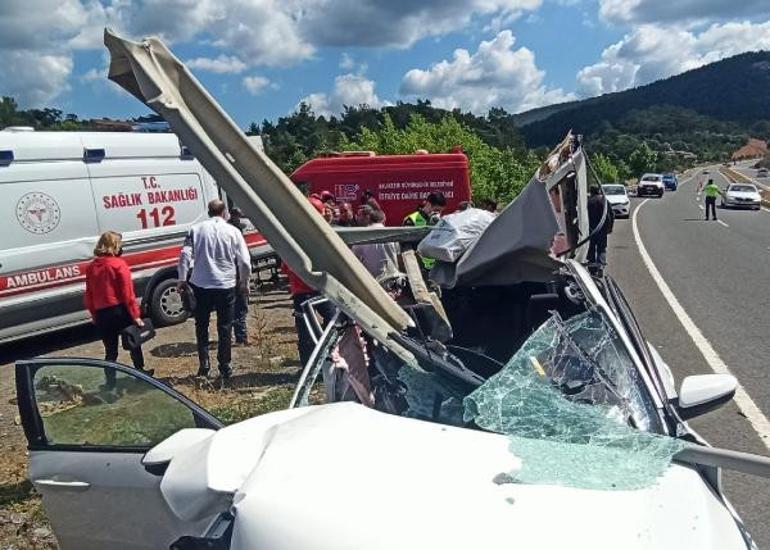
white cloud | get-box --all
[577,20,770,96]
[339,53,355,70]
[81,68,103,82]
[187,55,247,74]
[0,1,87,105]
[296,0,542,48]
[0,51,73,105]
[599,0,770,25]
[299,73,388,118]
[242,75,271,95]
[0,0,548,108]
[400,30,574,114]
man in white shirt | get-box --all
[178,199,251,379]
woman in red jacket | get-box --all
[85,231,153,385]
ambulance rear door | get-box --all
[0,147,99,342]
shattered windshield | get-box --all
[298,294,684,491]
[375,309,683,490]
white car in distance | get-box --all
[721,183,762,210]
[602,184,630,218]
[637,173,665,198]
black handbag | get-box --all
[179,283,196,313]
[121,318,156,350]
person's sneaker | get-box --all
[219,364,233,380]
[136,367,155,377]
[196,364,210,378]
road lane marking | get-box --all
[698,205,704,210]
[633,199,770,450]
[717,219,729,228]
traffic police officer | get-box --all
[403,192,447,269]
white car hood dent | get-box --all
[157,407,315,522]
[219,403,746,550]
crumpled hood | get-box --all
[169,403,747,550]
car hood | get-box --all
[605,194,629,205]
[154,403,746,550]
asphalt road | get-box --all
[608,166,770,548]
[732,160,770,192]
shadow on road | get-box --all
[159,369,298,390]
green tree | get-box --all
[591,152,620,184]
[342,114,539,204]
[628,142,658,176]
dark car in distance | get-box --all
[662,173,678,191]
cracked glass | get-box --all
[463,310,685,490]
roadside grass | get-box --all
[209,385,295,424]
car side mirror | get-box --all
[675,374,736,420]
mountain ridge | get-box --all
[518,50,770,148]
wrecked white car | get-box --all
[13,30,770,550]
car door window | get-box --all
[28,362,207,448]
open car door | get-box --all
[15,358,222,550]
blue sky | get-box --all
[2,0,770,128]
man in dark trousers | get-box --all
[282,196,335,366]
[227,207,251,346]
[587,186,614,266]
[703,179,721,221]
[178,199,250,379]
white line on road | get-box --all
[717,219,729,228]
[633,199,770,450]
[698,205,704,210]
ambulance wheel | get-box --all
[150,279,189,326]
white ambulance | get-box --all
[0,129,266,344]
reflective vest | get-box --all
[704,183,721,198]
[404,210,435,269]
[404,211,428,226]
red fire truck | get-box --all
[290,150,472,225]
